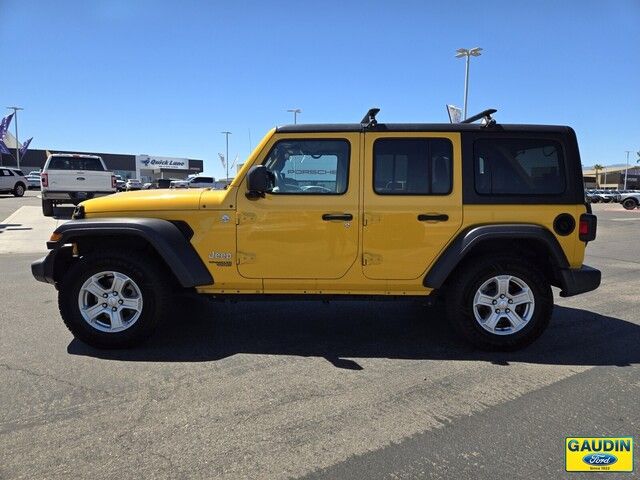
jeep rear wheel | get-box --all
[446,256,553,351]
[58,250,169,348]
[622,198,638,210]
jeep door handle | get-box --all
[418,214,449,222]
[322,213,353,221]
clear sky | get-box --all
[1,0,638,177]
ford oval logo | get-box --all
[582,453,617,466]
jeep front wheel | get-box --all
[446,256,553,351]
[622,198,638,210]
[58,251,169,348]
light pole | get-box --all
[6,106,23,168]
[287,108,301,124]
[221,131,232,184]
[455,48,482,120]
[624,151,631,189]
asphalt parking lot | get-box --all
[0,193,638,479]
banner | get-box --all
[446,105,462,123]
[218,153,226,169]
[0,140,12,155]
[0,113,14,140]
[19,137,32,158]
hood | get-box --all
[82,188,230,214]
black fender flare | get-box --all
[41,217,213,288]
[423,224,569,289]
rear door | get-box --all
[0,169,12,190]
[362,132,463,280]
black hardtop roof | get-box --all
[276,123,573,134]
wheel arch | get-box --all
[424,224,569,291]
[45,218,213,288]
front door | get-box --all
[362,132,463,280]
[235,133,360,280]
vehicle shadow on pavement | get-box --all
[67,298,640,369]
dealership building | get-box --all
[0,142,204,183]
[582,164,640,189]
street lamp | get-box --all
[624,150,631,189]
[287,108,301,124]
[221,131,232,184]
[455,47,482,120]
[6,106,23,168]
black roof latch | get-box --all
[360,108,380,128]
[461,108,497,126]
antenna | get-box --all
[360,108,380,128]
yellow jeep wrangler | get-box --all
[32,109,600,350]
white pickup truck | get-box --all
[40,154,116,216]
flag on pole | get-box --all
[19,137,32,158]
[218,152,226,169]
[446,105,462,123]
[0,140,12,155]
[0,113,14,140]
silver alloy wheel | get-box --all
[472,274,535,336]
[78,271,143,333]
[15,184,24,196]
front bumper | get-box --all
[31,250,57,285]
[558,265,601,297]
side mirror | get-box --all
[246,165,271,199]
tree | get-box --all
[593,164,604,188]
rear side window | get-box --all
[474,138,565,195]
[48,156,105,171]
[373,138,453,195]
[192,177,213,183]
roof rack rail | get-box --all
[461,108,497,126]
[361,108,380,128]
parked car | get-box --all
[114,175,126,192]
[125,179,143,191]
[171,176,214,189]
[142,182,154,189]
[33,108,601,352]
[25,173,42,189]
[40,153,116,216]
[620,192,640,210]
[0,167,27,197]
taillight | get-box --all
[41,173,48,187]
[111,175,116,189]
[579,213,597,242]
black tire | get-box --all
[445,256,553,351]
[622,198,638,210]
[41,199,54,216]
[12,182,25,197]
[58,250,170,348]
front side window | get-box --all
[262,139,350,194]
[373,138,453,195]
[474,138,566,195]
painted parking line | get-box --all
[0,206,67,254]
